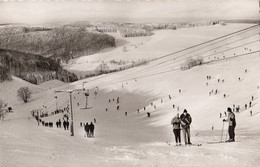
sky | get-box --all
[0,0,259,24]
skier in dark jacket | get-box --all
[223,107,236,142]
[65,121,69,130]
[180,109,192,145]
[171,113,181,146]
[63,120,67,130]
[85,122,90,137]
[89,122,95,138]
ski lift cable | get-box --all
[115,32,260,80]
[78,24,260,86]
[108,34,260,81]
[82,39,260,90]
[132,37,260,78]
[96,50,260,88]
[133,49,260,81]
[117,28,260,80]
[79,25,260,89]
[89,25,260,84]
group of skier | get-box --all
[84,122,95,138]
[171,107,237,145]
[171,109,192,146]
[106,96,120,112]
[223,107,236,142]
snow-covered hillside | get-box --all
[64,24,253,77]
[1,23,260,167]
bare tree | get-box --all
[17,87,32,103]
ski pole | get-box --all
[225,129,228,142]
[220,121,225,142]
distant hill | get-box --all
[0,26,116,62]
[0,49,78,84]
[221,20,260,24]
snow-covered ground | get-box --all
[1,23,260,167]
[64,24,253,77]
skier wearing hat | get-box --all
[171,113,181,146]
[223,107,236,142]
[180,109,192,145]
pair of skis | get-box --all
[166,141,202,147]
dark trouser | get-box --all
[228,126,235,141]
[90,130,94,137]
[182,127,191,144]
[173,129,181,144]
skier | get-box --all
[63,120,67,130]
[94,118,96,123]
[245,104,247,110]
[66,121,69,130]
[85,122,90,137]
[180,109,192,145]
[249,101,252,108]
[147,112,151,118]
[58,119,61,128]
[223,107,236,142]
[235,106,239,113]
[171,113,181,146]
[125,112,127,116]
[220,113,222,118]
[250,110,252,116]
[89,122,95,137]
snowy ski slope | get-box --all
[1,23,260,167]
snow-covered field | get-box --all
[64,24,253,77]
[1,23,260,167]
